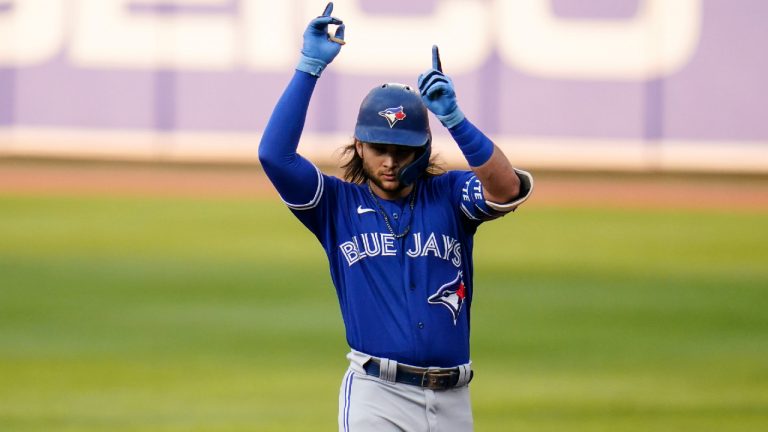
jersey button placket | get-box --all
[417,322,424,329]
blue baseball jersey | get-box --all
[286,168,509,367]
[258,71,532,368]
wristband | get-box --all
[436,108,465,129]
[296,55,328,77]
[449,118,494,167]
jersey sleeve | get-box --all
[450,169,534,224]
[286,174,343,248]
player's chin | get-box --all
[377,174,401,190]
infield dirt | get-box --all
[1,159,766,210]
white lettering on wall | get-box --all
[496,0,702,80]
[241,1,298,70]
[71,0,240,69]
[0,0,65,66]
[0,0,702,80]
[327,0,493,74]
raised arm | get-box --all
[258,2,345,206]
[418,45,532,211]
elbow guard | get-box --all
[460,169,534,221]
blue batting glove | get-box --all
[297,2,346,77]
[417,45,465,129]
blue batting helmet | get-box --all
[354,83,432,186]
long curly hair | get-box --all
[340,139,445,184]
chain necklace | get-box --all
[367,182,416,239]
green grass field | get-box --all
[1,192,767,431]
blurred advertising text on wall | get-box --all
[1,0,766,172]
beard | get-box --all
[362,162,407,195]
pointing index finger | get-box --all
[322,2,333,17]
[432,45,442,73]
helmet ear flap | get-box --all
[397,141,431,186]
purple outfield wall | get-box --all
[0,0,766,172]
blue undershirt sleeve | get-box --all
[258,71,323,208]
[448,118,494,168]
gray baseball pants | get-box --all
[338,350,474,432]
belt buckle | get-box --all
[421,369,454,390]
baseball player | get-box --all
[258,3,533,431]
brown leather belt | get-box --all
[363,358,473,390]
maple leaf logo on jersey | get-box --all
[428,271,466,326]
[378,106,407,128]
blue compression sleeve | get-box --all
[258,71,322,206]
[448,118,495,167]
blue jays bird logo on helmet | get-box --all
[354,83,431,186]
[378,106,407,128]
[428,271,467,326]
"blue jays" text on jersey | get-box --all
[285,169,521,368]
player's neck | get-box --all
[369,181,414,201]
